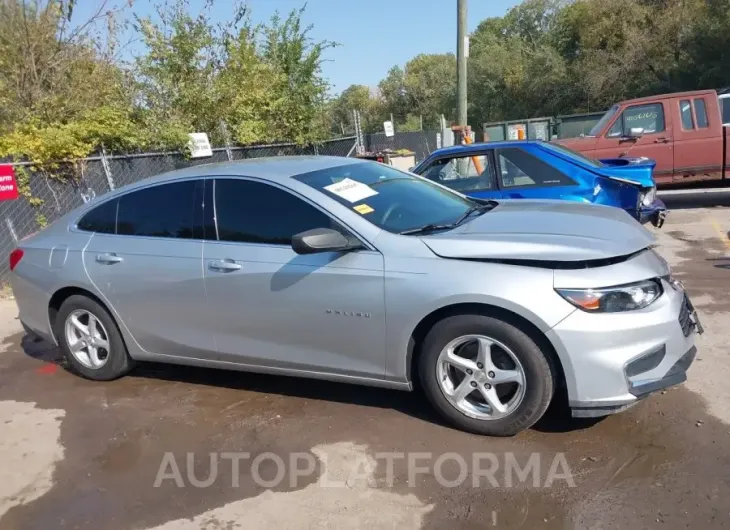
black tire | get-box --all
[419,314,554,437]
[55,294,134,381]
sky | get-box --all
[79,0,522,94]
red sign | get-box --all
[0,165,19,201]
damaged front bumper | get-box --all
[547,271,701,419]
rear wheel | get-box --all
[55,295,134,381]
[419,314,554,436]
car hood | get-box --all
[420,200,656,262]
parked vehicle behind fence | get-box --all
[556,89,729,186]
[412,140,667,227]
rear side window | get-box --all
[497,147,576,188]
[214,179,336,245]
[117,180,200,239]
[77,198,118,233]
[680,100,694,129]
[694,98,709,128]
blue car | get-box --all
[412,140,667,227]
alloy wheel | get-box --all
[64,309,111,369]
[436,334,526,420]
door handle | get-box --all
[208,259,241,272]
[96,252,123,264]
[654,137,671,143]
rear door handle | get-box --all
[208,259,241,272]
[96,252,123,264]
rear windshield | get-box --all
[541,142,603,168]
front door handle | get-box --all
[96,252,123,264]
[208,259,241,272]
[654,137,672,143]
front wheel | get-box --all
[419,314,554,436]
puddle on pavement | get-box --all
[1,322,729,530]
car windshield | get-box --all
[541,141,604,168]
[294,162,481,234]
[588,105,620,136]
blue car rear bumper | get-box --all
[638,198,667,228]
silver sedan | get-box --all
[9,157,701,436]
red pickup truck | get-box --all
[556,89,729,186]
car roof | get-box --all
[619,89,717,106]
[427,139,541,158]
[117,155,367,191]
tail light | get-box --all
[9,249,23,271]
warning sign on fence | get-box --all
[0,166,19,201]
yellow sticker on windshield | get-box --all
[354,204,374,215]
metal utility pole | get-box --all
[456,0,468,128]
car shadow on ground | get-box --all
[17,332,603,436]
[706,257,730,269]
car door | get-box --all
[417,152,502,200]
[673,95,724,182]
[593,101,674,179]
[494,146,586,201]
[203,177,387,379]
[81,178,215,359]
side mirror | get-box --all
[291,228,359,255]
[627,127,644,139]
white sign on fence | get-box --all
[188,133,213,158]
[383,121,394,137]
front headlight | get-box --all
[641,187,657,207]
[556,279,663,312]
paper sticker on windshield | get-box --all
[324,178,378,203]
[354,204,374,215]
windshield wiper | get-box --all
[399,201,497,236]
[452,201,498,227]
[399,223,455,235]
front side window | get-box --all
[77,198,118,234]
[497,147,577,188]
[117,180,200,239]
[419,154,494,192]
[621,103,665,135]
[214,179,337,245]
[680,99,694,129]
[295,162,477,234]
[694,98,709,128]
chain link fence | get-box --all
[0,131,438,284]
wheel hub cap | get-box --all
[436,334,526,421]
[64,309,111,369]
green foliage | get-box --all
[329,0,730,130]
[398,114,423,132]
[0,0,335,169]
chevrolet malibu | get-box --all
[9,157,702,436]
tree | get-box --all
[0,0,142,161]
[258,6,336,143]
[329,84,386,134]
[402,54,456,129]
